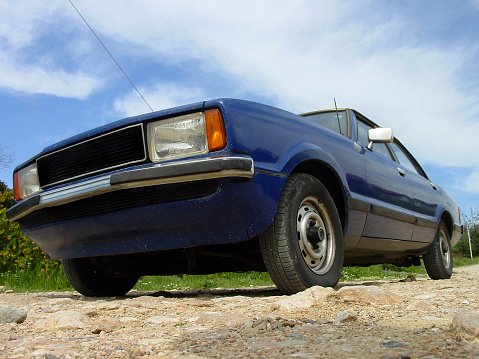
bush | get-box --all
[453,208,479,258]
[453,227,479,258]
[0,181,14,209]
[0,181,62,282]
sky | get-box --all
[0,0,478,216]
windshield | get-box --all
[302,111,347,135]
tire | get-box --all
[423,221,453,280]
[62,257,139,297]
[259,173,344,294]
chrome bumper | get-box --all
[7,156,254,222]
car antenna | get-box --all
[68,0,154,113]
[334,98,343,135]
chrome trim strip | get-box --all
[255,168,287,178]
[40,176,112,204]
[8,156,254,222]
[111,156,254,185]
[370,203,415,224]
[347,197,370,213]
[415,216,438,229]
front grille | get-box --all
[37,124,147,187]
[18,180,219,229]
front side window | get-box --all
[357,121,370,147]
[303,111,348,136]
[357,121,393,159]
[373,143,394,160]
[389,142,418,174]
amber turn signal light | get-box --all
[13,171,21,201]
[205,109,226,151]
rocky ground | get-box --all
[1,265,479,359]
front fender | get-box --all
[280,142,347,185]
[206,99,366,238]
[245,143,352,239]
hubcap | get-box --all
[297,196,335,275]
[439,229,451,269]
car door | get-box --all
[356,119,414,242]
[388,141,438,243]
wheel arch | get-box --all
[439,209,454,238]
[290,159,347,233]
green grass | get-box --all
[1,256,478,293]
[452,256,479,267]
[0,265,71,292]
[340,263,427,282]
[133,271,274,292]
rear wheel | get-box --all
[62,257,139,297]
[259,173,344,294]
[423,221,453,279]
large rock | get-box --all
[146,315,180,325]
[46,298,75,306]
[271,286,336,311]
[33,310,92,330]
[450,312,479,338]
[242,314,300,335]
[0,307,27,324]
[405,301,437,312]
[333,310,357,325]
[91,316,122,334]
[336,285,402,305]
[195,312,251,327]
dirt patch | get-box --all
[1,265,479,358]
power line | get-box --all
[68,0,154,112]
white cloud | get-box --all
[113,83,205,118]
[0,0,65,50]
[0,54,101,99]
[465,171,479,194]
[2,0,479,173]
[73,0,479,169]
[0,0,103,99]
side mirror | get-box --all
[367,127,393,151]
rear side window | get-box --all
[303,111,348,136]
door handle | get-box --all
[397,167,406,176]
[430,182,437,190]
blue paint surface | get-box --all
[14,99,461,259]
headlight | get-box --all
[14,163,40,200]
[147,110,226,162]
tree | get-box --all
[453,208,479,258]
[0,181,14,209]
[0,144,14,171]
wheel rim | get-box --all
[297,196,336,275]
[439,228,451,269]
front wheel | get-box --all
[259,173,344,294]
[62,257,139,297]
[423,221,453,279]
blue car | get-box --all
[7,99,462,296]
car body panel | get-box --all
[360,144,415,242]
[7,98,461,267]
[20,180,253,259]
